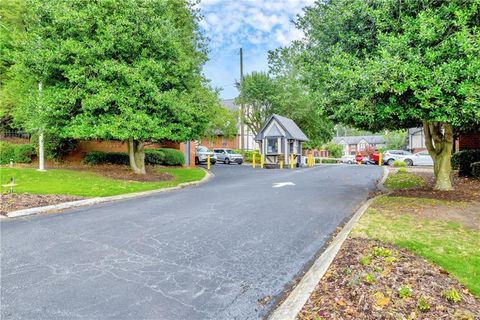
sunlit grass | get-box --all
[0,167,205,197]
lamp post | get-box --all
[37,81,45,172]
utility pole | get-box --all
[240,48,245,152]
[37,81,45,171]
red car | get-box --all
[370,152,380,165]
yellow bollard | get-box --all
[252,153,256,168]
[290,154,294,169]
[310,154,313,167]
[378,153,382,166]
[280,160,283,169]
[260,155,264,169]
[207,155,211,170]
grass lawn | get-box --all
[0,167,205,197]
[351,195,480,297]
[384,170,425,189]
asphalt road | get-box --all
[1,164,382,319]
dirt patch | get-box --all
[391,171,480,202]
[297,238,480,320]
[0,193,85,215]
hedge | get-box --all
[393,160,407,167]
[451,150,480,177]
[0,141,35,164]
[471,162,480,179]
[84,148,184,166]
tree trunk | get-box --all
[422,121,453,190]
[128,138,146,174]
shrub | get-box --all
[84,148,184,166]
[397,286,412,299]
[442,288,461,303]
[397,167,407,173]
[451,150,480,177]
[0,141,35,164]
[417,296,431,312]
[393,160,406,167]
[233,149,258,163]
[157,148,184,166]
[363,273,375,285]
[83,151,129,165]
[30,133,77,160]
[472,162,480,179]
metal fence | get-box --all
[0,131,31,140]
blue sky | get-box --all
[197,0,314,99]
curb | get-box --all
[6,168,213,219]
[268,166,389,320]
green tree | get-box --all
[383,131,407,151]
[203,105,238,143]
[235,71,278,134]
[236,56,333,147]
[11,0,218,174]
[0,0,31,130]
[324,143,342,159]
[296,0,480,190]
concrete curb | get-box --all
[6,168,213,219]
[268,166,389,320]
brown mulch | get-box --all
[70,164,174,182]
[391,172,480,202]
[0,193,84,215]
[297,238,480,320]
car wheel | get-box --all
[404,159,413,166]
[387,159,394,166]
[348,160,353,164]
[224,158,230,164]
[195,157,199,165]
[211,160,216,165]
[238,162,242,165]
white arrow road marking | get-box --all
[272,182,296,188]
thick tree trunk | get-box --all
[128,138,146,174]
[422,121,453,190]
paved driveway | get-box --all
[1,164,381,319]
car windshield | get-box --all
[225,149,236,154]
[197,147,210,152]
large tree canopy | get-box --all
[236,64,333,148]
[295,0,480,189]
[11,0,219,173]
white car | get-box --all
[341,154,355,164]
[398,151,433,166]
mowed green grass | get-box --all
[351,196,480,297]
[384,171,425,189]
[0,167,205,197]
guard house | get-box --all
[255,114,309,167]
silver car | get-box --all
[213,148,243,165]
[382,150,412,166]
[195,146,217,165]
[398,151,433,166]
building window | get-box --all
[267,138,278,154]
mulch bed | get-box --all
[391,172,480,202]
[0,193,84,215]
[69,164,174,182]
[298,238,480,320]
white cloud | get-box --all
[197,0,312,52]
[197,0,314,99]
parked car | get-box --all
[382,150,413,166]
[368,152,380,165]
[195,146,217,165]
[341,154,355,164]
[213,148,243,165]
[398,151,433,166]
